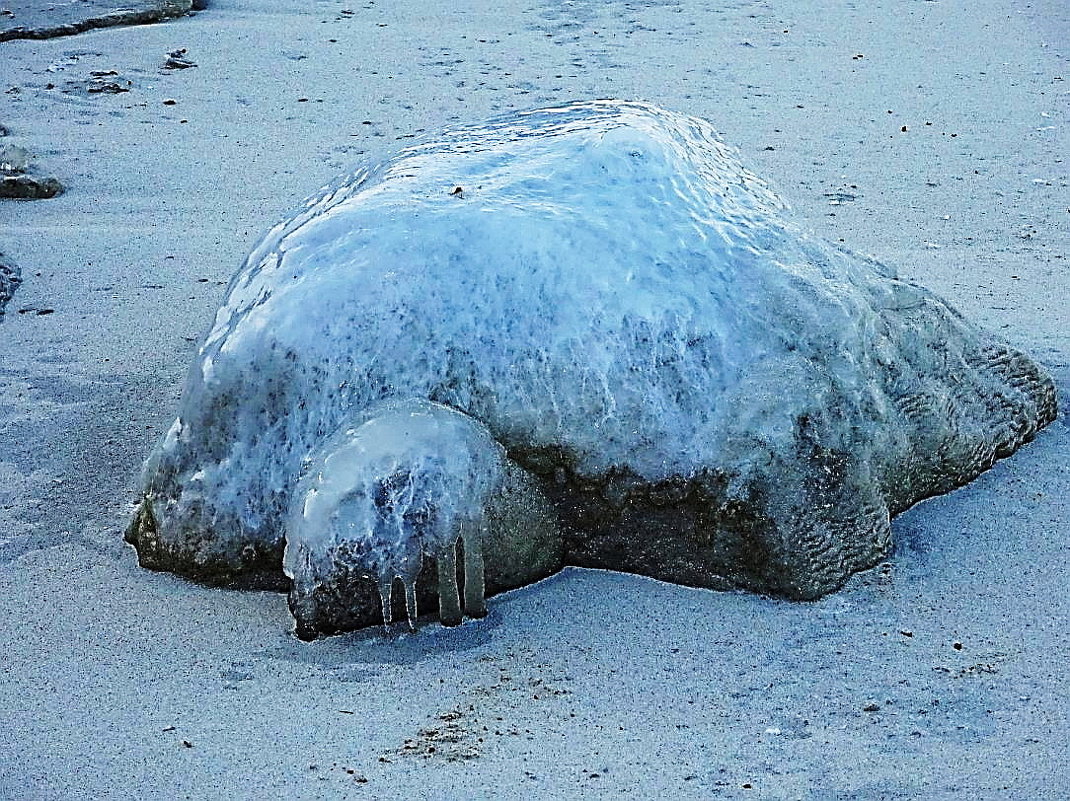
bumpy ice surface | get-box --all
[129,100,1057,628]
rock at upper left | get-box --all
[0,0,192,42]
[1,142,63,200]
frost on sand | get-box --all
[126,100,1058,637]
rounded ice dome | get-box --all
[284,399,540,637]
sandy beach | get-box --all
[1,1,1067,798]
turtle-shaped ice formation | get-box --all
[127,100,1057,638]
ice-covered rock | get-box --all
[128,100,1057,635]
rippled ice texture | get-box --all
[132,99,1055,603]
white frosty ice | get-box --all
[128,100,1057,634]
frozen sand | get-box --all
[0,0,1067,798]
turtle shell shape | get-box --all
[128,100,1057,632]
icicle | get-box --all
[437,539,462,627]
[403,578,418,632]
[378,576,394,631]
[461,522,486,619]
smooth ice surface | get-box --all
[135,99,1055,600]
[283,399,503,625]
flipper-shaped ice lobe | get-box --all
[283,399,556,638]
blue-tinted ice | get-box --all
[127,100,1057,637]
